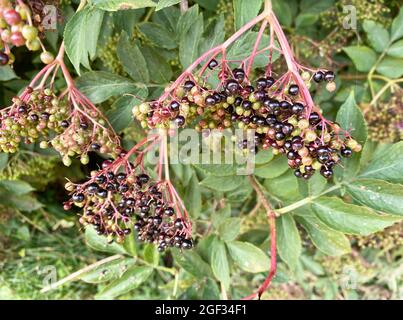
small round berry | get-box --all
[60,120,70,128]
[340,147,352,158]
[232,68,245,81]
[266,76,275,87]
[11,32,25,47]
[256,78,267,90]
[164,207,174,216]
[137,173,149,184]
[320,167,334,179]
[72,193,85,203]
[181,239,193,249]
[313,71,324,83]
[309,112,321,125]
[3,9,22,25]
[292,103,304,114]
[226,79,240,94]
[205,95,216,106]
[96,189,108,198]
[173,115,185,127]
[208,59,218,69]
[288,84,299,96]
[183,80,195,91]
[0,52,9,65]
[169,101,180,112]
[324,71,335,82]
[174,218,184,229]
[91,143,101,151]
[21,25,38,41]
[40,51,55,64]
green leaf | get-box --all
[254,149,274,165]
[345,179,403,216]
[140,45,173,84]
[0,194,42,212]
[226,241,270,273]
[106,90,147,132]
[194,163,236,176]
[312,196,400,236]
[96,266,153,299]
[343,46,377,72]
[179,11,203,68]
[85,226,126,254]
[227,32,276,69]
[76,71,141,104]
[139,22,177,49]
[80,258,135,283]
[296,214,351,256]
[272,0,292,27]
[185,174,202,219]
[233,0,262,31]
[117,32,149,83]
[156,0,181,11]
[387,39,403,58]
[298,172,327,198]
[172,249,213,278]
[0,180,34,195]
[276,214,301,270]
[210,237,230,289]
[254,156,289,179]
[143,243,159,266]
[0,66,18,81]
[200,175,245,192]
[217,217,242,242]
[363,20,390,52]
[122,232,137,257]
[376,57,403,79]
[295,13,318,28]
[335,91,367,180]
[0,153,8,171]
[64,7,104,74]
[391,6,403,41]
[336,91,367,145]
[92,0,156,11]
[200,15,225,53]
[265,171,300,201]
[360,141,403,183]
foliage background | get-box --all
[0,0,402,300]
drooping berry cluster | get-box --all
[65,156,193,250]
[0,86,121,165]
[0,1,54,65]
[0,87,68,153]
[133,66,361,180]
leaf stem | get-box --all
[40,254,123,293]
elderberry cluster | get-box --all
[0,1,54,65]
[65,161,193,250]
[0,87,121,165]
[133,65,360,180]
[0,87,68,153]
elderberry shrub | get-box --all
[0,2,54,64]
[0,87,121,165]
[65,160,193,250]
[133,67,360,180]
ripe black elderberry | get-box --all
[208,59,218,69]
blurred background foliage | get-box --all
[0,0,402,300]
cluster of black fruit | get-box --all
[0,87,69,153]
[133,64,361,180]
[66,163,193,250]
